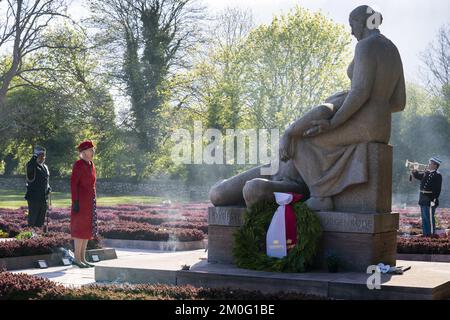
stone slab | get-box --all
[314,211,399,271]
[333,143,393,213]
[95,266,177,285]
[208,206,246,226]
[101,239,206,251]
[95,249,206,285]
[316,231,398,271]
[397,253,450,263]
[0,248,117,271]
[11,265,97,288]
[208,207,400,270]
[316,211,399,233]
[86,248,117,261]
[208,207,400,232]
[9,248,189,288]
[207,225,239,264]
[94,258,450,300]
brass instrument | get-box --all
[405,160,428,182]
[405,160,428,172]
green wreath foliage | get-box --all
[233,199,322,272]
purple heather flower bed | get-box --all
[394,206,450,235]
[0,202,210,247]
[2,204,450,256]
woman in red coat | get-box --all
[70,140,97,268]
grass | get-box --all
[0,189,163,209]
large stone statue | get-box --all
[209,5,406,211]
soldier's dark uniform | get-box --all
[25,152,51,227]
[412,167,442,236]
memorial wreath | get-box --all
[233,198,322,272]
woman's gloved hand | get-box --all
[73,200,79,213]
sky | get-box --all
[69,0,450,84]
[199,0,450,83]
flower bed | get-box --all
[0,219,22,237]
[46,221,71,233]
[0,232,101,258]
[99,222,204,242]
[0,271,326,300]
[0,202,209,244]
[161,221,208,234]
[118,213,181,225]
[397,236,450,255]
[395,206,450,236]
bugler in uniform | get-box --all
[412,157,443,236]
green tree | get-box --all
[169,7,352,183]
[88,0,204,179]
[241,7,351,130]
[0,24,118,178]
[391,82,450,196]
[421,24,450,121]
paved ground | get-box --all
[11,248,207,288]
[10,249,450,299]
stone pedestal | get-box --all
[314,211,398,271]
[208,206,399,271]
[333,143,392,213]
[208,206,245,264]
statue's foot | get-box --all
[305,197,333,211]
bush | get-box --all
[47,209,70,220]
[99,222,204,242]
[96,211,116,221]
[0,271,66,300]
[0,232,101,258]
[397,236,450,254]
[1,203,208,244]
[0,233,71,258]
[0,272,327,300]
[47,221,70,233]
[0,219,21,237]
[161,221,208,234]
[118,213,180,225]
[15,231,35,240]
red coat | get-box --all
[70,159,97,239]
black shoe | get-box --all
[83,261,95,267]
[73,260,89,268]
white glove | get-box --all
[431,201,435,207]
[377,263,391,274]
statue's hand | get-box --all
[279,132,293,162]
[303,120,331,137]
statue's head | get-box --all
[349,5,383,41]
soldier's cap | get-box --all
[34,146,46,155]
[429,157,442,166]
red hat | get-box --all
[77,140,94,152]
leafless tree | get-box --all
[0,0,79,108]
[87,0,205,178]
[421,25,450,102]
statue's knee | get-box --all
[243,179,269,200]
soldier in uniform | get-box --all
[24,146,52,228]
[411,157,443,236]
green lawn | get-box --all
[0,189,163,209]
